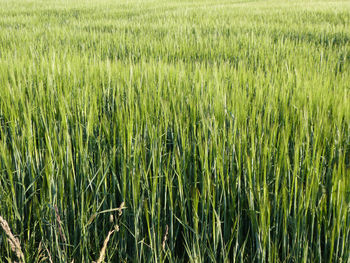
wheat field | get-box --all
[0,0,349,262]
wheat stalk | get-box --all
[0,215,25,263]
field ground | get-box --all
[0,0,349,262]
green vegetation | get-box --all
[0,0,349,262]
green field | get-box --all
[0,0,349,262]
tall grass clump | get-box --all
[0,0,349,262]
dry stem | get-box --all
[0,215,25,263]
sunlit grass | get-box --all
[0,0,349,262]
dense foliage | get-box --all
[0,0,349,262]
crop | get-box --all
[0,0,349,262]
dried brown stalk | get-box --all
[0,215,25,263]
[93,202,126,263]
[95,229,115,263]
[162,225,169,251]
[43,242,53,263]
[54,205,67,243]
